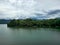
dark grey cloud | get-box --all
[47,10,60,15]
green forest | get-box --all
[7,18,60,28]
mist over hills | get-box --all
[0,9,60,24]
[29,9,60,20]
[0,9,60,20]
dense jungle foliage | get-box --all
[7,18,60,28]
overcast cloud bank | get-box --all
[0,0,60,19]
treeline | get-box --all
[7,18,60,28]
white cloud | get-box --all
[0,0,60,19]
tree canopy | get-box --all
[7,18,60,28]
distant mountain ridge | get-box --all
[0,9,60,24]
[0,18,60,24]
[0,19,11,24]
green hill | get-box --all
[7,18,60,28]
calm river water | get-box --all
[0,24,60,45]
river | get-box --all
[0,24,60,45]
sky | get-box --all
[0,0,60,19]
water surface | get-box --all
[0,24,60,45]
